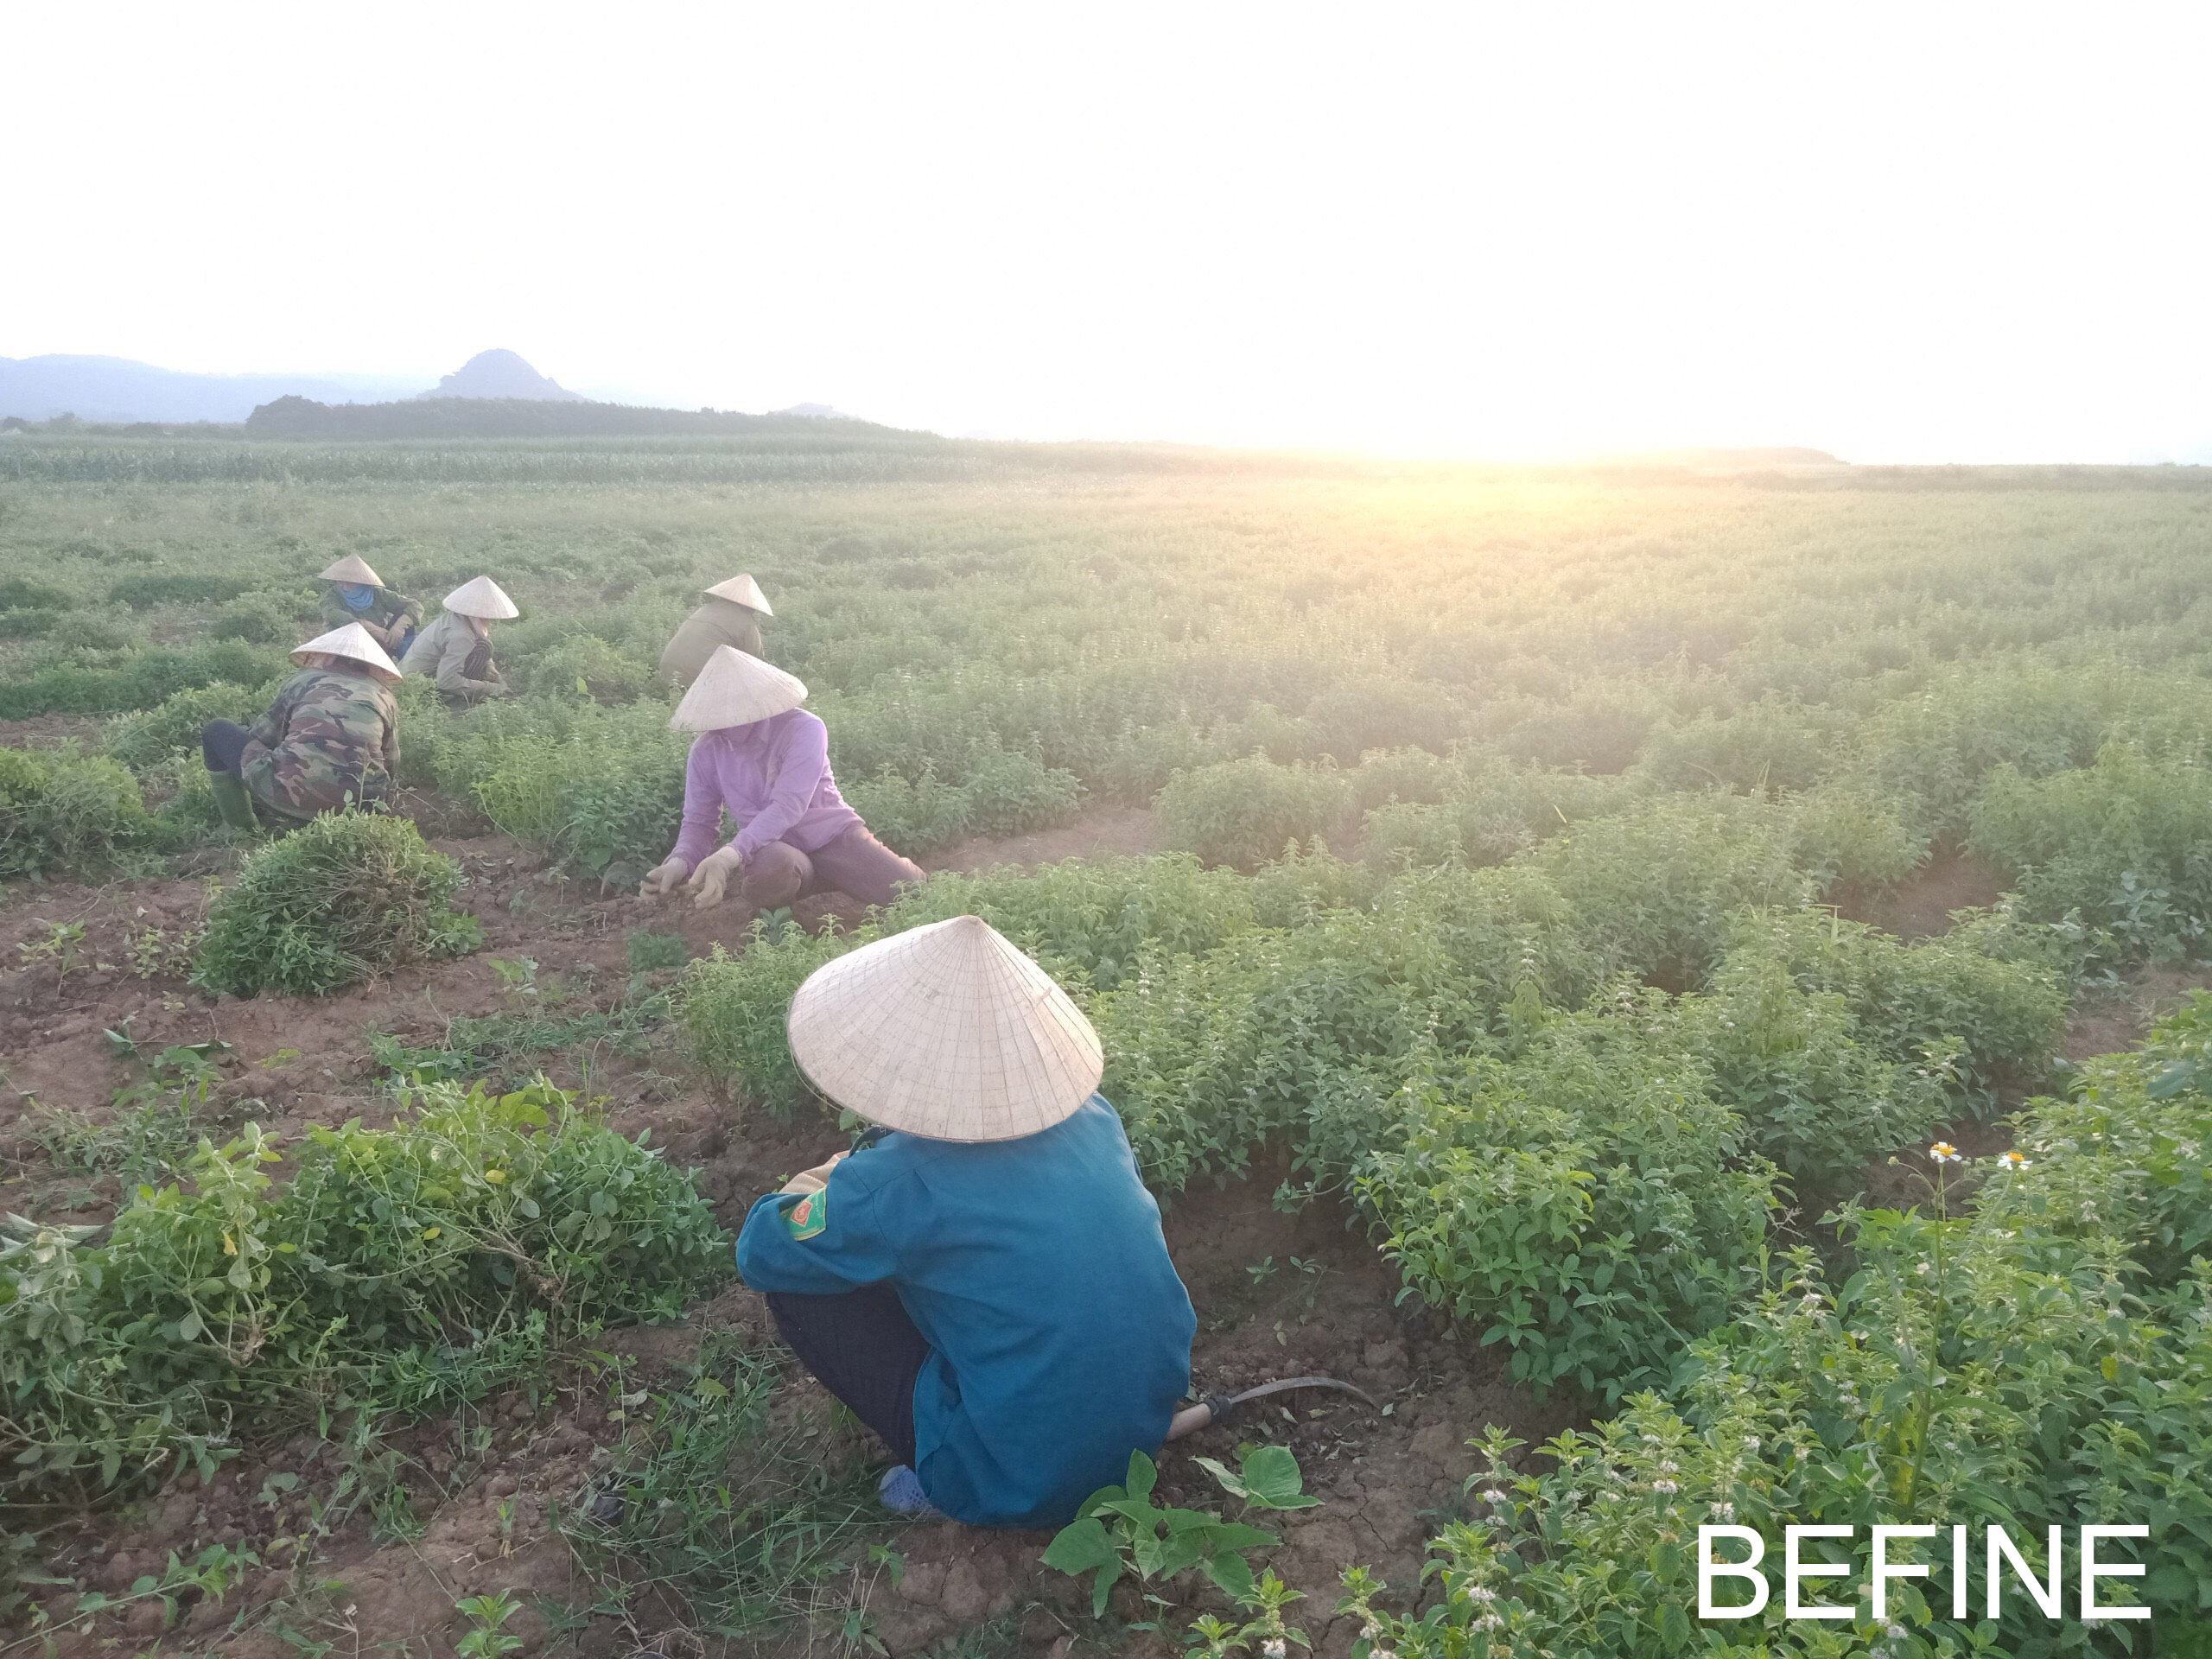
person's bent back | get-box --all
[738,1092,1192,1527]
[638,645,924,915]
[733,916,1196,1528]
[660,573,772,690]
[200,622,402,831]
[316,553,422,658]
[402,575,518,706]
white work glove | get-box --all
[779,1150,849,1197]
[638,856,690,899]
[687,844,746,910]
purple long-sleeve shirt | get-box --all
[669,709,865,867]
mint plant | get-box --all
[1043,1445,1318,1616]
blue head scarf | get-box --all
[338,583,376,611]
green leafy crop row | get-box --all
[680,807,2067,1399]
[0,640,287,721]
[1336,997,2212,1655]
[0,1079,728,1506]
[0,745,147,877]
[16,467,2212,989]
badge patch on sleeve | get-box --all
[782,1191,828,1241]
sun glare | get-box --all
[4,3,2209,461]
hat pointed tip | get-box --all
[670,645,808,731]
[787,915,1101,1141]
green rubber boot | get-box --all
[209,771,260,834]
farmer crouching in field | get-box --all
[317,554,423,658]
[734,915,1196,1525]
[401,576,518,705]
[658,572,772,690]
[200,622,402,832]
[637,645,924,912]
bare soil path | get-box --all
[936,806,1161,873]
[1833,849,2005,941]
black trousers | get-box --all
[766,1284,927,1466]
[202,720,252,774]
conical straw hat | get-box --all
[703,574,772,615]
[319,554,384,586]
[291,622,402,684]
[669,645,808,732]
[442,575,519,620]
[787,916,1103,1141]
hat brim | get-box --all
[319,556,385,586]
[668,645,808,731]
[295,650,402,686]
[784,916,1103,1141]
[442,577,520,620]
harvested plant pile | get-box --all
[193,810,483,995]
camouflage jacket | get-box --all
[320,583,423,652]
[239,666,402,820]
[658,596,766,689]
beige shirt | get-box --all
[401,609,504,701]
[658,596,766,689]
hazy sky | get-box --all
[10,3,2209,461]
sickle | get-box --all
[1166,1374,1379,1441]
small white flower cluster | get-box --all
[1650,1478,1679,1493]
[1263,1640,1287,1659]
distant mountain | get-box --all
[0,354,426,423]
[416,349,581,403]
[774,402,858,420]
[246,394,906,440]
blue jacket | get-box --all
[734,1095,1195,1528]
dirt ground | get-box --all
[0,815,1580,1659]
[3,825,2198,1658]
[935,807,1161,874]
[1833,848,2005,941]
[2055,963,2212,1063]
[0,714,107,750]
